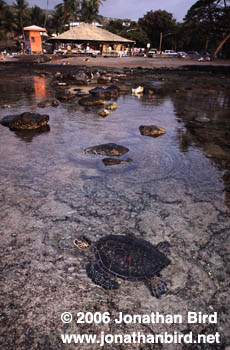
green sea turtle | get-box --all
[74,234,171,298]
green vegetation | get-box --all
[138,10,177,50]
[182,0,230,56]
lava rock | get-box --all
[1,112,49,130]
[89,85,120,98]
[51,99,60,107]
[37,99,60,108]
[56,91,76,101]
[97,75,112,83]
[79,96,106,106]
[84,143,129,156]
[55,72,87,85]
[195,117,210,123]
[139,125,166,137]
[37,100,51,108]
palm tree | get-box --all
[0,0,7,39]
[51,4,62,34]
[63,0,80,24]
[52,0,80,33]
[13,0,29,37]
[81,0,105,23]
[0,0,16,39]
[30,5,45,27]
[44,0,49,28]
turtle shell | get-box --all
[93,235,170,281]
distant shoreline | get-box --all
[1,56,230,75]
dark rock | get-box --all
[79,96,106,106]
[38,99,59,108]
[89,85,120,98]
[55,72,87,85]
[84,143,129,156]
[195,117,210,123]
[139,125,166,137]
[56,91,76,101]
[97,75,112,83]
[37,100,51,108]
[102,158,132,166]
[51,99,60,107]
[76,92,90,98]
[1,112,49,130]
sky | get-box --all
[6,0,198,22]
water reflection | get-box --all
[13,124,50,143]
[172,88,230,206]
[33,76,47,98]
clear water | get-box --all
[0,75,228,206]
[0,73,229,348]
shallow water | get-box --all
[0,75,228,207]
[0,73,230,349]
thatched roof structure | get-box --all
[50,23,134,43]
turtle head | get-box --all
[73,236,91,250]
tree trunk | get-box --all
[44,0,49,28]
[213,33,230,57]
[159,32,162,52]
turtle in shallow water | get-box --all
[74,234,171,298]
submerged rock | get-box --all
[54,72,88,86]
[37,100,51,108]
[37,99,60,108]
[98,109,110,117]
[51,99,60,107]
[0,112,49,130]
[106,102,117,110]
[56,91,76,101]
[97,75,112,83]
[195,116,210,123]
[89,85,120,98]
[79,96,106,106]
[139,125,166,137]
[102,158,132,166]
[84,143,129,156]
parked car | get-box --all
[162,50,177,56]
[187,51,200,56]
[177,51,188,58]
[147,48,158,57]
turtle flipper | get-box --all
[86,261,119,290]
[156,241,170,255]
[144,278,167,299]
